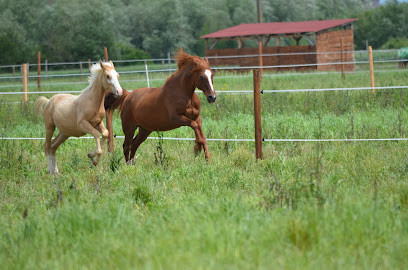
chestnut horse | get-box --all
[35,61,123,174]
[105,48,217,164]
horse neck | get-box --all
[165,66,196,97]
[83,73,107,109]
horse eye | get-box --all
[200,75,204,81]
[107,75,111,80]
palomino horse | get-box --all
[35,60,123,174]
[105,48,217,164]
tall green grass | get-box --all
[0,70,408,269]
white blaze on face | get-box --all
[108,69,123,96]
[204,69,215,95]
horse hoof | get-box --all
[88,152,96,159]
[48,170,60,175]
[126,159,135,165]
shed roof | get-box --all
[201,18,357,39]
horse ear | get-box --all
[99,59,105,70]
[109,61,114,68]
[204,57,209,64]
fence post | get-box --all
[104,47,108,61]
[107,109,114,153]
[145,62,150,88]
[341,38,345,79]
[88,59,91,72]
[258,38,263,77]
[22,63,28,104]
[37,51,41,90]
[253,69,263,160]
[368,46,375,94]
[45,60,48,80]
[80,61,83,80]
[167,51,171,72]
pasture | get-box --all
[1,67,408,269]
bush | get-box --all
[116,43,151,60]
[380,37,408,50]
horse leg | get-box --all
[194,116,211,161]
[172,115,211,162]
[44,116,56,174]
[122,121,138,163]
[128,127,152,165]
[49,132,69,174]
[88,122,109,165]
[105,109,114,153]
[78,120,104,166]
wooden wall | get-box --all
[205,29,355,73]
[316,29,355,72]
[206,46,317,72]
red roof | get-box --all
[201,18,357,39]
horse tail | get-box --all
[34,96,49,116]
[104,89,129,152]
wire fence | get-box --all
[0,48,405,81]
[2,136,408,143]
[0,48,407,144]
[1,85,408,96]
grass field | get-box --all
[1,67,408,269]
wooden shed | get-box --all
[201,18,357,72]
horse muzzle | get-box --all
[113,87,123,97]
[207,95,216,103]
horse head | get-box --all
[176,48,217,103]
[196,59,217,103]
[99,60,123,97]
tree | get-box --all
[354,0,408,49]
[0,0,45,64]
[39,0,117,62]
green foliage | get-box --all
[0,0,406,66]
[0,0,384,64]
[39,0,117,62]
[381,37,408,49]
[354,0,408,49]
[115,43,151,60]
[154,132,168,169]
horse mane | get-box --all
[164,48,209,85]
[81,61,113,93]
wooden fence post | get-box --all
[37,51,41,90]
[104,47,108,61]
[368,46,375,94]
[22,63,28,104]
[88,59,91,72]
[341,38,345,79]
[253,69,263,160]
[107,110,114,153]
[258,38,263,77]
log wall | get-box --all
[206,46,317,72]
[204,29,355,73]
[316,29,355,72]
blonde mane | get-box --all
[81,61,113,93]
[88,62,112,85]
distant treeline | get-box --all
[0,0,407,65]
